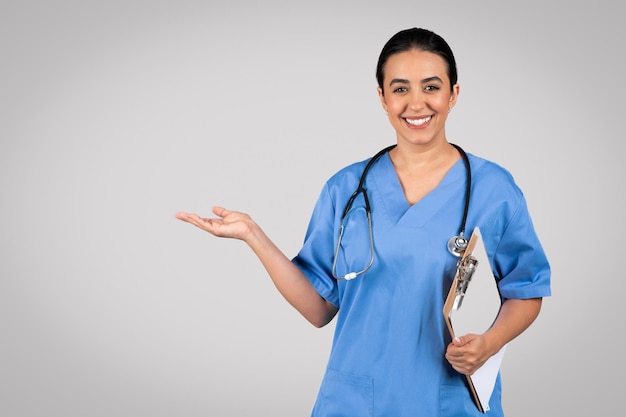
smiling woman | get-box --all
[378,51,458,145]
[2,0,624,414]
[176,27,551,416]
[377,49,461,205]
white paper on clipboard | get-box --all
[443,227,506,413]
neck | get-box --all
[390,141,459,170]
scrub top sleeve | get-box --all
[492,194,552,300]
[292,183,340,307]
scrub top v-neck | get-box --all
[292,151,551,417]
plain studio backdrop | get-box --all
[1,1,622,416]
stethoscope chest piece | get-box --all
[447,234,468,257]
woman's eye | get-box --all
[393,86,408,93]
[425,85,440,92]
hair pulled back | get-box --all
[376,28,458,93]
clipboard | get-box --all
[443,227,506,413]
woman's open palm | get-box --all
[176,206,253,241]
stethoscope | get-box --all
[331,143,472,280]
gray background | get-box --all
[1,0,622,416]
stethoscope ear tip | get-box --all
[447,235,468,257]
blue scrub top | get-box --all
[292,151,551,417]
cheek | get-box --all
[441,92,457,108]
[385,98,405,113]
[432,94,452,109]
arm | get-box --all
[176,206,338,328]
[445,297,542,375]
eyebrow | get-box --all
[389,78,410,86]
[388,76,444,87]
[421,76,444,84]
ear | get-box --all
[448,83,460,111]
[377,86,387,113]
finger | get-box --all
[453,334,477,347]
[212,206,228,217]
[176,212,202,225]
[175,211,190,220]
[177,212,212,230]
[446,358,468,375]
[446,347,464,361]
[192,215,219,230]
[179,212,201,223]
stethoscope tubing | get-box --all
[331,143,471,280]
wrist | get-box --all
[483,329,506,356]
[242,219,266,247]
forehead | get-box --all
[383,49,449,83]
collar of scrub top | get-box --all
[331,143,472,281]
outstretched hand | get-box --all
[175,206,255,241]
[176,205,337,327]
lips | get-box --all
[404,116,432,127]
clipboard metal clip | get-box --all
[452,255,479,311]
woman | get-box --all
[176,28,551,416]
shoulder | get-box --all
[467,153,515,182]
[325,157,371,190]
[467,153,523,198]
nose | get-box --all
[409,90,425,111]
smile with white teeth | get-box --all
[405,116,431,126]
